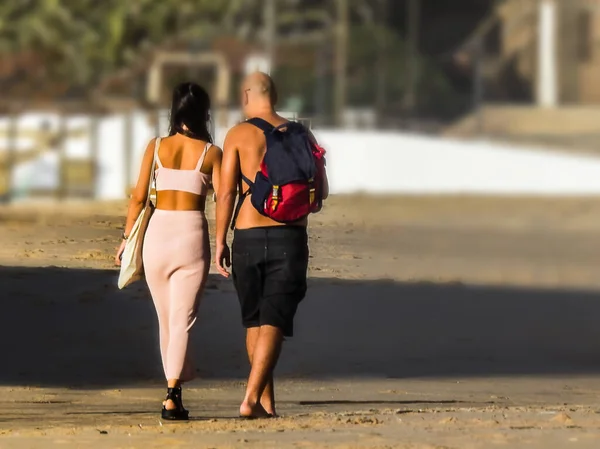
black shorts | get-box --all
[232,226,309,337]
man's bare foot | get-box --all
[261,401,277,417]
[239,400,272,419]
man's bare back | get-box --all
[227,113,308,230]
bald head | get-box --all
[242,72,278,107]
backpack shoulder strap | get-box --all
[247,117,275,133]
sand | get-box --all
[1,195,600,448]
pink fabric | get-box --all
[142,209,210,381]
[155,142,212,196]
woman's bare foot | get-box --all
[164,380,183,411]
[164,399,178,410]
[239,400,272,419]
[161,387,189,421]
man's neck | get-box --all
[248,108,277,120]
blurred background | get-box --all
[2,0,600,201]
[5,4,600,440]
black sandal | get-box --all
[161,387,189,421]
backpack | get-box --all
[231,117,326,230]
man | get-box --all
[215,72,329,418]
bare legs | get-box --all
[240,325,283,418]
[245,327,277,416]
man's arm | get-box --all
[214,127,241,277]
[321,164,330,200]
[216,128,241,245]
[308,130,329,200]
[210,145,223,199]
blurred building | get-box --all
[458,0,600,105]
[447,0,600,152]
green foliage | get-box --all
[273,24,459,118]
[347,25,459,116]
[0,0,460,118]
[0,0,232,88]
[0,0,378,91]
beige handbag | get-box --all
[117,137,160,289]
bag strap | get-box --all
[147,137,161,206]
[230,189,250,231]
[230,172,254,231]
[247,117,276,133]
[195,142,211,171]
[154,136,163,168]
[247,117,298,134]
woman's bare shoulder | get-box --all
[157,135,175,147]
[208,143,223,154]
[204,143,222,167]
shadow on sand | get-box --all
[1,266,600,388]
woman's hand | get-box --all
[115,239,127,266]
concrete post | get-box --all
[537,0,558,107]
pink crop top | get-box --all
[154,138,212,196]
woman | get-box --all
[116,82,221,420]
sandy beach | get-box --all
[1,195,600,448]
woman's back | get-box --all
[154,134,220,212]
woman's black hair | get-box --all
[168,82,213,143]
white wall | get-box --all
[314,130,600,196]
[5,111,600,199]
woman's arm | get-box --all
[115,139,156,266]
[124,139,157,237]
[211,146,223,200]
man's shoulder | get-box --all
[228,120,258,133]
[224,121,257,142]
